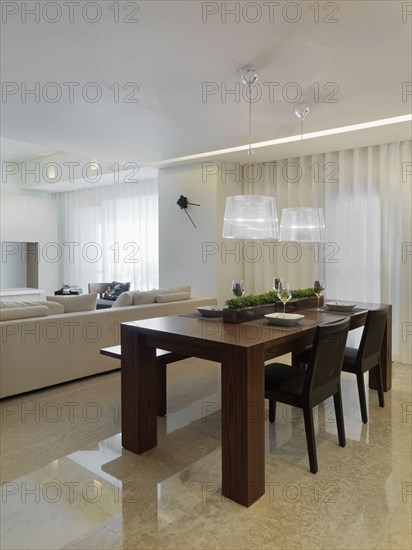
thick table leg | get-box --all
[155,352,187,416]
[121,324,157,453]
[157,362,167,417]
[221,345,265,507]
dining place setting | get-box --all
[195,276,361,326]
[265,277,360,326]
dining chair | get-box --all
[265,318,350,474]
[296,307,387,424]
[341,307,387,423]
[88,282,110,299]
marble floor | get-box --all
[1,357,411,550]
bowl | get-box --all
[264,313,305,326]
[197,306,226,318]
[324,302,356,312]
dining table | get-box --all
[119,302,391,507]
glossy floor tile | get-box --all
[1,357,411,549]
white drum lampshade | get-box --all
[222,195,279,239]
[279,207,325,242]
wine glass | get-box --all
[313,279,325,311]
[273,277,283,294]
[232,279,245,297]
[278,282,292,314]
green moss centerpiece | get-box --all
[223,288,322,323]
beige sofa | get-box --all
[0,294,217,399]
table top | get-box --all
[122,307,368,349]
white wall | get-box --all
[0,242,27,288]
[158,163,218,298]
[1,169,58,294]
[158,162,244,305]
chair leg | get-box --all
[356,371,368,424]
[269,400,276,423]
[333,390,346,447]
[303,407,318,474]
[374,360,385,408]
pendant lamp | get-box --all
[279,105,326,242]
[222,66,279,240]
[279,207,325,242]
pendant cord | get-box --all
[299,118,304,206]
[248,83,253,195]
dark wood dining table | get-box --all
[120,304,391,507]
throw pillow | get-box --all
[159,285,191,295]
[103,281,131,301]
[155,292,190,303]
[46,294,97,313]
[0,306,49,321]
[41,301,65,315]
[112,291,134,308]
[132,290,157,305]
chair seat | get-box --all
[265,363,306,396]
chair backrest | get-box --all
[304,318,351,403]
[88,283,110,299]
[357,306,388,368]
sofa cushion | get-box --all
[103,281,131,301]
[46,294,97,313]
[0,300,65,315]
[0,306,49,321]
[0,301,25,309]
[112,291,134,308]
[132,290,157,305]
[38,301,65,315]
[159,285,191,295]
[155,292,191,303]
[0,301,45,309]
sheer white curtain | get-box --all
[243,141,412,364]
[56,178,159,293]
[325,142,411,364]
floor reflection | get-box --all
[0,359,410,550]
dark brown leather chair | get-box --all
[341,307,387,423]
[265,318,350,474]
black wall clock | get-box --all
[176,195,200,228]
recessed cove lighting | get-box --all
[152,114,412,167]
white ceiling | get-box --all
[1,0,411,167]
[0,137,60,163]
